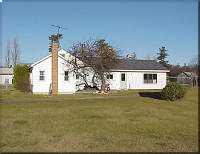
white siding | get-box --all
[58,56,76,94]
[0,75,13,85]
[126,72,166,89]
[31,57,52,94]
[105,72,121,89]
[76,71,167,90]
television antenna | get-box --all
[51,25,67,49]
[51,24,67,34]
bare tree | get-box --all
[188,57,198,72]
[5,40,11,67]
[65,39,120,92]
[153,55,157,61]
[12,37,20,66]
[130,51,137,60]
[145,53,150,60]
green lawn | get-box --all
[1,87,141,100]
[0,87,198,152]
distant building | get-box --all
[177,72,198,86]
[0,67,13,85]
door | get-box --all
[120,73,127,89]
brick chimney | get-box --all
[51,42,58,95]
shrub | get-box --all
[13,64,30,92]
[161,82,186,101]
[18,77,31,93]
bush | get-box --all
[161,82,186,101]
[18,77,31,93]
[13,64,30,92]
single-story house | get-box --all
[0,67,13,85]
[177,72,198,86]
[29,46,169,94]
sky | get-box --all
[1,0,198,66]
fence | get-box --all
[168,76,198,87]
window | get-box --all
[76,74,79,79]
[121,73,125,81]
[64,71,69,81]
[39,71,45,80]
[144,74,157,84]
[106,74,113,80]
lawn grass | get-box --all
[0,86,151,100]
[0,87,198,152]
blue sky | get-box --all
[1,0,198,66]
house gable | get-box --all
[31,49,70,67]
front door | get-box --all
[120,73,127,89]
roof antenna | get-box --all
[51,25,67,49]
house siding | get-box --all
[0,74,13,85]
[58,56,76,94]
[31,56,52,94]
[106,72,166,90]
[126,72,166,89]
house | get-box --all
[29,42,169,94]
[177,72,198,86]
[0,67,13,85]
[104,59,169,90]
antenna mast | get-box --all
[51,24,67,49]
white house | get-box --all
[30,47,169,94]
[0,67,13,85]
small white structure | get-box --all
[0,67,13,85]
[30,49,169,94]
[177,72,198,86]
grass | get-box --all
[1,86,142,100]
[0,86,198,152]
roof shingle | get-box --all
[0,67,13,75]
[110,59,169,70]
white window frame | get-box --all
[39,71,45,81]
[106,74,113,80]
[144,74,157,84]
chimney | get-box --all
[51,42,58,95]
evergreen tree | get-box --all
[157,46,168,67]
[13,64,30,92]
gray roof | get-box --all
[0,67,13,75]
[110,59,169,70]
[81,57,169,71]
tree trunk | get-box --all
[100,73,105,92]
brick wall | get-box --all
[51,42,58,94]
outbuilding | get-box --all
[0,67,13,85]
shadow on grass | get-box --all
[139,92,162,100]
